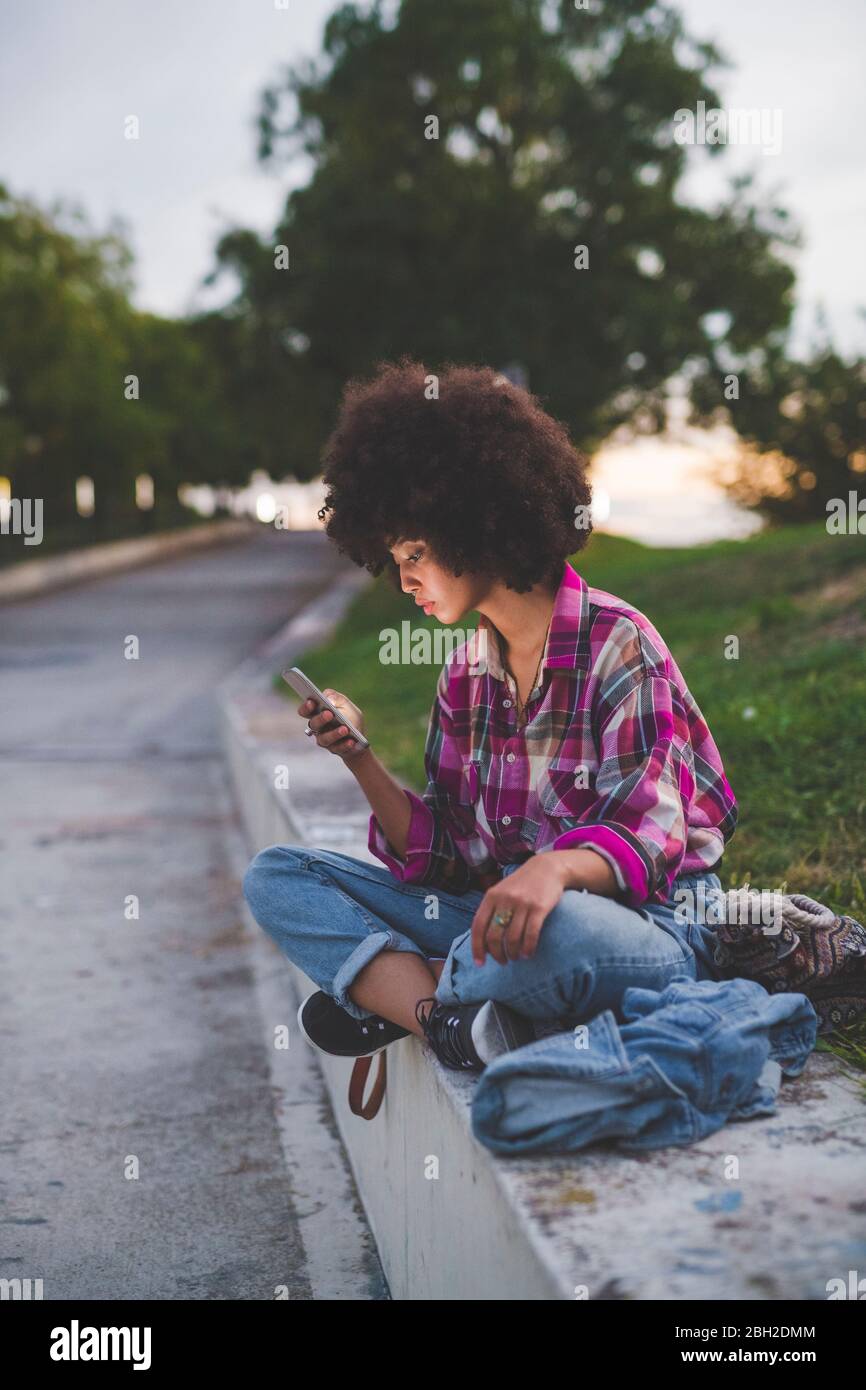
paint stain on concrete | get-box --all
[554,1185,598,1206]
[694,1190,743,1213]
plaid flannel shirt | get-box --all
[369,561,738,908]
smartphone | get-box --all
[281,666,370,750]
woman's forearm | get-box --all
[552,846,619,896]
[347,747,412,858]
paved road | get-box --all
[0,529,386,1299]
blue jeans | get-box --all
[242,844,726,1027]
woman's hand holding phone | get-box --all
[298,689,369,763]
[297,687,411,857]
[287,669,409,852]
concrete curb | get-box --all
[218,579,866,1301]
[0,518,256,603]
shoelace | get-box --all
[415,996,478,1069]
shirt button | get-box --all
[501,815,512,826]
[506,752,516,763]
[503,699,512,708]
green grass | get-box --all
[277,519,866,1074]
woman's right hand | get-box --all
[297,689,369,762]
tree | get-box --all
[0,185,139,525]
[693,333,866,523]
[0,185,248,539]
[209,0,798,475]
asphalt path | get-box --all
[0,529,386,1299]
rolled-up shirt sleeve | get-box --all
[551,674,692,907]
[368,665,480,892]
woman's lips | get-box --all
[415,597,435,614]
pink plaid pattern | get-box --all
[369,561,738,907]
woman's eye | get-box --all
[408,551,422,563]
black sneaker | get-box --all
[415,996,537,1072]
[297,991,411,1058]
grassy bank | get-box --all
[279,520,866,1070]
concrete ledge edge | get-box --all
[0,517,257,603]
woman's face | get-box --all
[388,538,488,626]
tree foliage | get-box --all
[694,336,866,523]
[211,0,799,475]
[3,1,859,531]
[0,186,247,534]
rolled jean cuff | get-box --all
[432,930,470,1008]
[330,929,428,1021]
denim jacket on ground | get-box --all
[471,976,818,1157]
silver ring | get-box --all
[304,722,315,738]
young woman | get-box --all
[243,358,738,1077]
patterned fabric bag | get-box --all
[711,889,866,1035]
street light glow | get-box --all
[255,492,277,523]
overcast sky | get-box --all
[1,1,862,541]
[1,0,863,357]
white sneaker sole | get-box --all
[470,999,536,1066]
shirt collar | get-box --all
[466,561,592,679]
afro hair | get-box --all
[317,355,593,593]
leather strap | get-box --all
[348,1051,387,1119]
